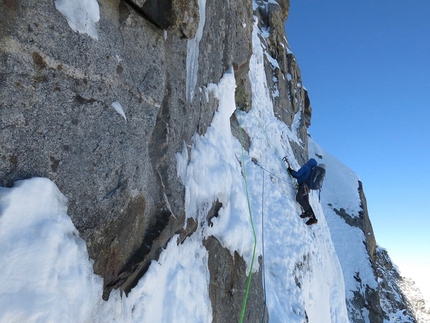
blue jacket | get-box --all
[290,158,317,184]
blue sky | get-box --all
[286,1,430,299]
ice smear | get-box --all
[186,0,206,102]
[265,51,280,69]
[55,0,100,40]
[111,101,127,121]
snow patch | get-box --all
[264,51,280,70]
[0,178,102,323]
[111,101,127,121]
[98,235,212,323]
[55,0,100,40]
[0,178,212,323]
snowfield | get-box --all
[0,11,424,323]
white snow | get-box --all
[260,27,270,39]
[1,9,423,323]
[54,0,100,40]
[265,52,280,70]
[178,69,264,272]
[0,178,211,323]
[0,178,102,323]
[111,101,127,121]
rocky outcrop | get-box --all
[399,277,430,322]
[253,0,310,164]
[358,181,377,264]
[375,246,421,322]
[204,236,268,323]
[132,0,200,39]
[330,179,429,322]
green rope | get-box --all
[238,116,258,323]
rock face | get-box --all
[254,0,310,164]
[204,236,268,323]
[375,246,430,323]
[137,0,200,39]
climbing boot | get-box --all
[300,210,313,219]
[306,216,318,225]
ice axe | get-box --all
[282,156,295,179]
[282,156,290,168]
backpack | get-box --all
[308,164,326,190]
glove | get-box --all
[287,167,293,175]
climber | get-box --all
[283,157,326,226]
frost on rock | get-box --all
[55,0,100,40]
[111,101,127,121]
[264,51,280,70]
[186,0,206,102]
